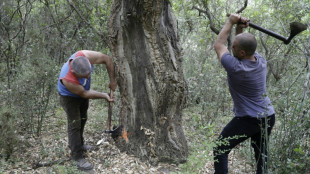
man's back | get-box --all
[221,52,274,117]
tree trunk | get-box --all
[108,0,188,164]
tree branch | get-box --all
[236,0,248,14]
[66,0,109,46]
[301,25,310,102]
[192,6,207,16]
[192,6,219,34]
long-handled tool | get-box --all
[105,90,122,137]
[248,22,307,44]
[226,14,307,44]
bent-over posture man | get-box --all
[213,14,275,174]
[57,50,117,170]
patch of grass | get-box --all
[0,160,9,172]
[54,165,84,174]
[105,160,111,168]
[56,118,67,128]
[178,107,217,173]
[180,139,215,173]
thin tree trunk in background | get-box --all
[109,0,188,164]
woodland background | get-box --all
[0,0,309,173]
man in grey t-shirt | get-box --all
[213,14,275,174]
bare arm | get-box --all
[82,50,117,92]
[214,20,233,61]
[62,80,113,101]
[214,14,249,60]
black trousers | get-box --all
[214,114,275,174]
[59,95,89,160]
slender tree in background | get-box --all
[108,0,188,164]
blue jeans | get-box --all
[214,114,275,174]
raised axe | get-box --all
[226,14,307,44]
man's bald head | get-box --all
[234,33,257,56]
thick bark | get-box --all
[108,0,188,164]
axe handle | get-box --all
[106,90,112,130]
[226,14,288,43]
[248,22,287,42]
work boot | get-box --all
[82,144,96,152]
[75,158,93,171]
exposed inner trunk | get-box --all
[108,0,188,164]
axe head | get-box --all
[105,125,123,139]
[285,22,307,44]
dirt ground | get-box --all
[1,104,254,174]
[1,105,182,174]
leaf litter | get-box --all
[1,109,181,174]
[1,105,254,174]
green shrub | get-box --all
[0,109,20,161]
[9,57,58,136]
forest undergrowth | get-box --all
[0,100,258,174]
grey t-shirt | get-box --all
[221,52,274,118]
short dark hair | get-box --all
[235,33,257,56]
[71,56,91,76]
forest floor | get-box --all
[1,102,255,174]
